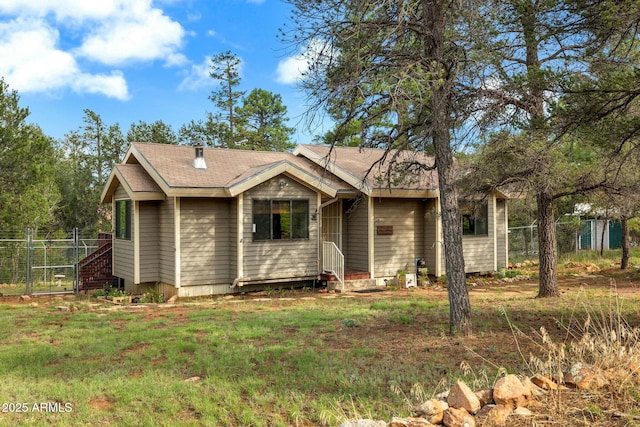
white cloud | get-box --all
[276,40,330,85]
[0,18,128,100]
[246,0,266,4]
[72,72,129,100]
[178,54,246,92]
[276,55,308,84]
[76,5,186,66]
[0,0,185,99]
[178,56,213,91]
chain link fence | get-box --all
[0,229,109,296]
[508,220,582,263]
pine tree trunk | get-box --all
[437,151,472,335]
[424,0,471,335]
[621,216,630,270]
[599,218,607,257]
[536,187,560,297]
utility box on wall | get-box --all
[405,273,416,288]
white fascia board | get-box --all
[228,161,338,198]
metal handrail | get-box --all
[322,241,344,289]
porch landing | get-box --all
[321,270,385,293]
[320,270,371,282]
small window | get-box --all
[253,199,309,241]
[461,201,488,236]
[115,200,131,240]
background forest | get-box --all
[0,51,296,236]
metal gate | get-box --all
[25,228,80,295]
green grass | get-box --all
[3,254,640,426]
[559,248,640,268]
[0,296,448,426]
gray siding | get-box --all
[139,201,160,282]
[373,199,424,277]
[242,176,318,280]
[423,198,439,276]
[496,199,508,269]
[113,186,134,283]
[158,197,175,284]
[462,196,496,273]
[229,198,238,279]
[343,197,369,271]
[180,198,233,286]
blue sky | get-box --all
[0,0,321,142]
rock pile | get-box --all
[339,366,617,427]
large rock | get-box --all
[475,404,512,427]
[474,388,493,407]
[530,374,558,390]
[339,420,387,427]
[522,376,546,397]
[412,398,448,424]
[563,362,607,390]
[443,407,475,427]
[389,416,435,426]
[492,375,531,409]
[447,381,481,414]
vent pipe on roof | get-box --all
[192,144,207,169]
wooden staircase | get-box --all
[78,233,118,290]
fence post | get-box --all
[25,228,33,295]
[73,227,79,294]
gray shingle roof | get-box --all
[102,142,440,203]
[129,142,350,190]
[297,144,439,191]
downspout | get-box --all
[367,196,375,279]
[134,200,140,284]
[493,195,498,272]
[435,197,442,276]
[174,197,181,289]
[231,193,244,288]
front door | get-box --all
[322,201,342,249]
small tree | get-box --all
[208,51,245,146]
[127,120,178,145]
[235,89,295,151]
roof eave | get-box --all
[370,188,440,198]
[100,167,166,203]
[294,145,372,195]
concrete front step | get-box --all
[327,278,383,292]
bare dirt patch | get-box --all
[88,395,115,412]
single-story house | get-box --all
[101,142,509,297]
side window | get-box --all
[115,200,131,240]
[461,201,488,236]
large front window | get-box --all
[253,199,309,241]
[461,201,488,236]
[115,199,132,240]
